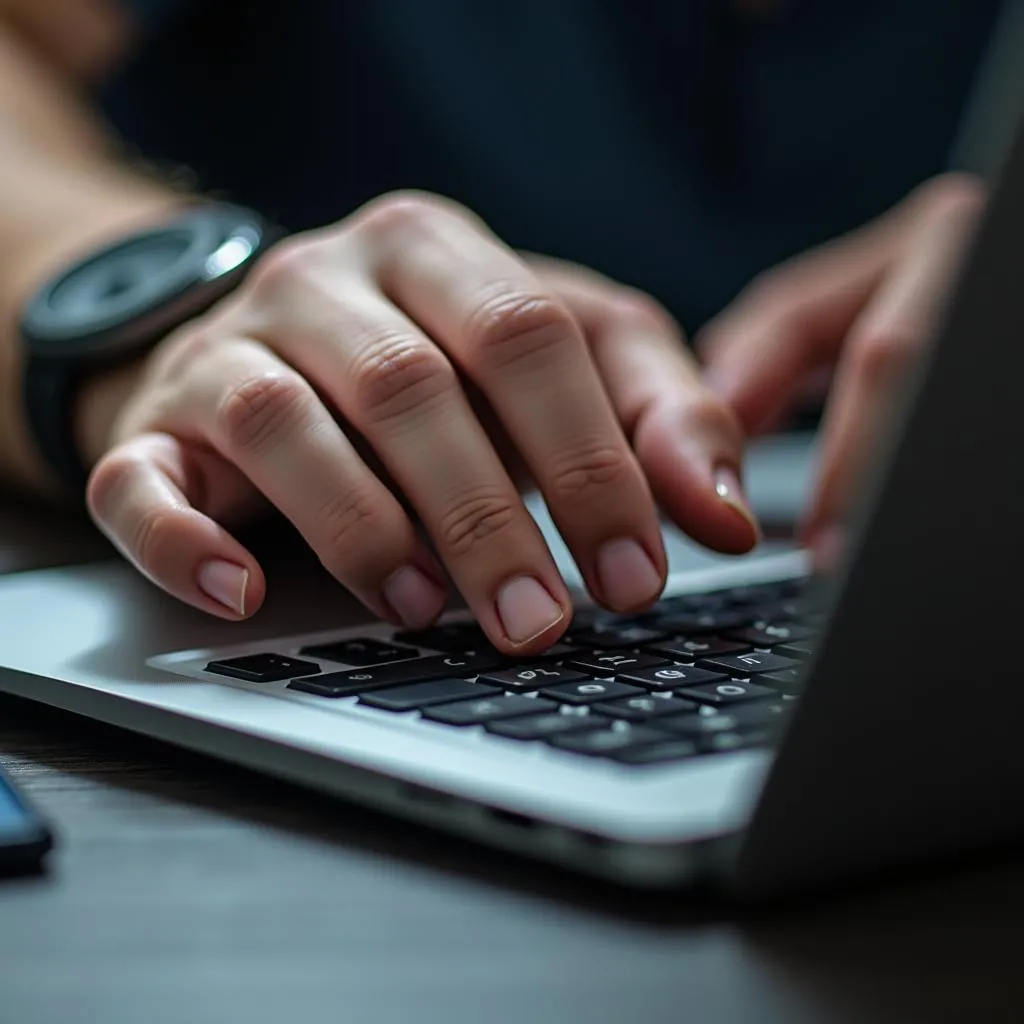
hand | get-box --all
[698,173,986,562]
[81,192,759,653]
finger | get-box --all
[368,198,667,613]
[236,244,572,651]
[87,432,267,620]
[803,183,982,540]
[174,334,449,630]
[698,218,902,435]
[530,259,760,554]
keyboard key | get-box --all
[565,651,669,676]
[478,665,586,690]
[422,694,556,725]
[645,638,751,662]
[569,624,667,649]
[703,729,773,753]
[287,651,502,698]
[548,723,668,756]
[206,652,321,683]
[614,739,701,765]
[487,712,613,740]
[298,638,418,665]
[591,694,700,721]
[675,679,779,706]
[539,679,645,705]
[359,678,500,712]
[618,664,729,690]
[721,584,788,606]
[760,669,804,696]
[696,651,801,676]
[392,622,500,653]
[723,623,817,648]
[652,610,753,635]
[776,640,819,659]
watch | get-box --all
[19,202,282,493]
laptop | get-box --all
[3,127,1024,899]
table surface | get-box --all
[2,458,1024,1024]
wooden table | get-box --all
[2,496,1023,1024]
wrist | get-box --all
[72,355,149,475]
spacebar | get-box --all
[286,652,503,698]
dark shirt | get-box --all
[100,0,999,330]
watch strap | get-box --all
[23,358,88,494]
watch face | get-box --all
[21,205,270,361]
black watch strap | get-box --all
[22,359,89,493]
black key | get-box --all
[591,694,700,721]
[618,664,728,690]
[391,623,495,653]
[487,712,613,740]
[679,701,790,730]
[287,651,502,698]
[569,624,667,649]
[359,678,500,712]
[548,723,669,756]
[722,584,786,606]
[703,729,773,753]
[478,665,586,689]
[206,652,321,683]
[645,638,751,662]
[760,669,804,696]
[675,678,779,706]
[776,640,819,659]
[529,643,581,662]
[539,679,645,705]
[660,711,746,737]
[298,637,418,666]
[614,738,701,765]
[565,650,669,676]
[422,694,556,725]
[697,651,801,676]
[723,623,817,648]
[653,609,753,635]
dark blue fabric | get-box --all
[102,0,1000,330]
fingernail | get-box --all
[383,565,446,628]
[596,537,662,610]
[714,466,761,538]
[496,576,565,646]
[198,560,249,616]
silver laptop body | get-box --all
[3,124,1024,898]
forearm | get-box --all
[0,14,182,497]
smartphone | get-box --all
[0,766,54,873]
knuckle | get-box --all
[85,452,136,525]
[131,506,179,579]
[679,391,745,446]
[313,488,391,576]
[246,235,324,301]
[850,329,917,385]
[547,442,633,501]
[915,172,987,222]
[349,331,455,423]
[465,289,575,368]
[438,490,519,558]
[608,289,677,336]
[215,373,313,454]
[352,190,452,241]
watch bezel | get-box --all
[20,204,276,363]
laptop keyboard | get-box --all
[202,576,816,769]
